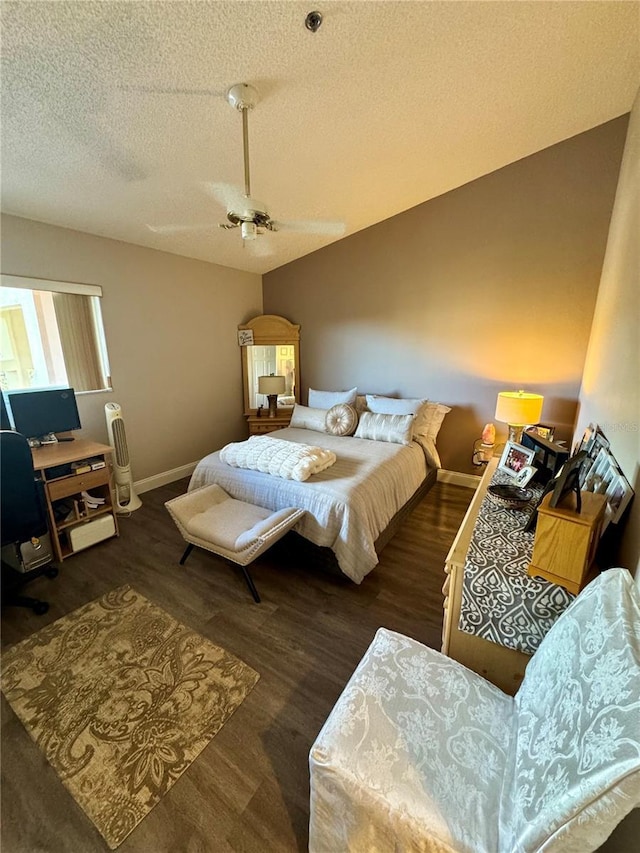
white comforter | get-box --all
[220,435,336,481]
[189,427,429,583]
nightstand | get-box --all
[247,412,292,435]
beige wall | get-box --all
[1,214,263,482]
[263,118,628,473]
[576,91,640,579]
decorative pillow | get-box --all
[325,404,358,436]
[365,394,428,416]
[417,402,452,442]
[355,395,369,415]
[354,412,414,446]
[308,387,358,409]
[413,435,442,468]
[289,404,327,433]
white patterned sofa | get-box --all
[309,568,640,852]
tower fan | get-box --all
[105,402,142,513]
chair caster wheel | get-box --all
[45,566,59,579]
[33,601,49,615]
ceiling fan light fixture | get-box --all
[241,221,258,241]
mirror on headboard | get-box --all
[238,315,301,415]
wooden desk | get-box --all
[31,439,119,561]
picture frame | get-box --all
[514,465,537,487]
[498,441,535,478]
[549,451,588,510]
[237,329,254,346]
[577,423,596,457]
[605,470,634,525]
[530,423,555,441]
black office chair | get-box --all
[1,430,58,614]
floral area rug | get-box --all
[1,585,259,849]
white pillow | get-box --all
[325,403,358,436]
[289,404,327,432]
[354,412,414,446]
[308,387,357,409]
[366,395,428,416]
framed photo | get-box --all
[549,451,588,509]
[498,441,535,477]
[514,465,537,487]
[530,424,555,441]
[580,424,610,461]
[577,423,597,457]
[584,447,615,494]
[605,470,634,525]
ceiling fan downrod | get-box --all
[226,83,258,199]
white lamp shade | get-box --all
[258,375,286,395]
[495,390,544,426]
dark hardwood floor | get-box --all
[1,478,472,853]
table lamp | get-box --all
[258,375,286,418]
[495,390,544,444]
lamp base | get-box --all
[266,394,278,418]
[508,425,525,444]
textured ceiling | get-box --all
[2,1,639,275]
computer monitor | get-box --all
[7,388,81,441]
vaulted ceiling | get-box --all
[2,1,638,274]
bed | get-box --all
[189,424,438,584]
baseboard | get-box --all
[136,462,479,495]
[134,462,198,495]
[437,469,481,489]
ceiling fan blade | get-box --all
[146,223,216,234]
[272,219,346,237]
[203,181,247,211]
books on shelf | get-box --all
[71,456,106,475]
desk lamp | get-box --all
[495,390,544,444]
[258,375,286,418]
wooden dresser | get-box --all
[442,456,531,695]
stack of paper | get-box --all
[82,491,106,510]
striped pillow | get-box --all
[354,412,414,446]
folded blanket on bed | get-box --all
[219,435,337,482]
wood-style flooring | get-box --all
[1,479,472,852]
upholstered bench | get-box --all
[165,484,304,602]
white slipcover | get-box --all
[309,568,640,852]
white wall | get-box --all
[576,90,640,579]
[1,215,263,482]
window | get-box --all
[0,275,112,393]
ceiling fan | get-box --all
[148,83,345,250]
